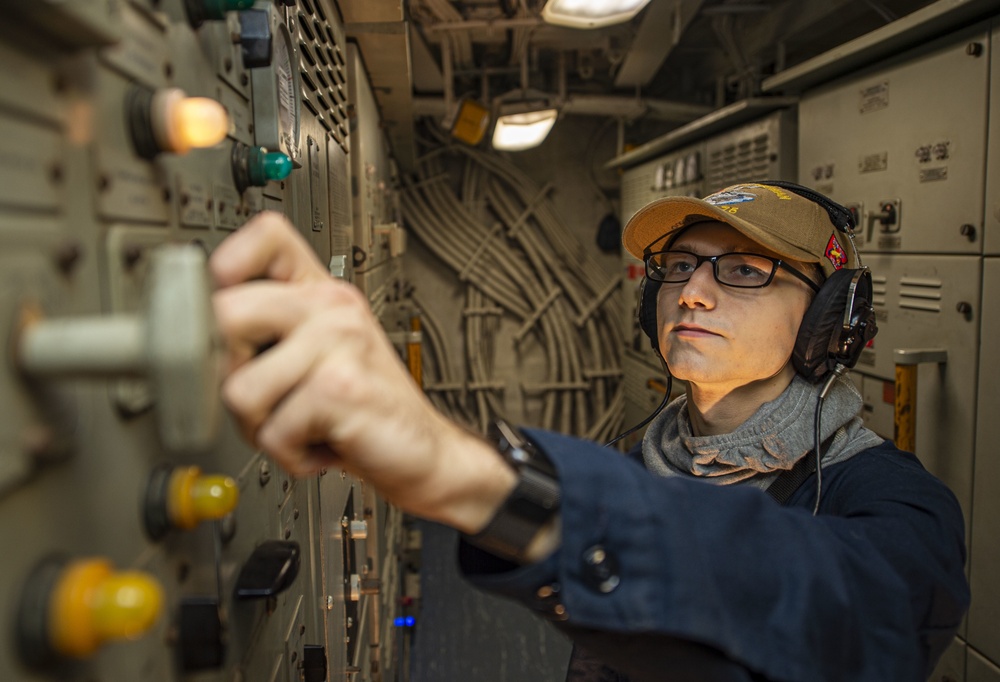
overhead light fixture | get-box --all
[541,0,652,29]
[491,108,558,151]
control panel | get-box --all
[0,1,404,680]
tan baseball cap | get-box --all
[621,182,859,278]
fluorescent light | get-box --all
[541,0,651,28]
[491,109,558,151]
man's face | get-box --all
[656,221,815,392]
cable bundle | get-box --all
[402,134,623,440]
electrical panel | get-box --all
[798,20,990,255]
[986,25,1000,255]
[0,2,403,681]
[851,254,980,519]
[798,16,999,679]
[968,257,1000,666]
[347,44,405,300]
[966,20,1000,677]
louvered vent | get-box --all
[871,274,888,309]
[621,151,704,224]
[706,132,772,191]
[621,158,662,223]
[295,0,350,152]
[898,276,943,313]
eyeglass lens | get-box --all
[646,251,777,288]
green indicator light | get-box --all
[262,152,292,181]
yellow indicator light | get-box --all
[151,88,230,154]
[49,559,163,658]
[168,465,239,529]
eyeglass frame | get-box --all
[643,249,821,293]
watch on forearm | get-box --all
[464,420,561,564]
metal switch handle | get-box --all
[17,245,222,453]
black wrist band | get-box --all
[465,421,561,563]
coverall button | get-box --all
[582,544,620,594]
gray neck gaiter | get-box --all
[641,374,884,492]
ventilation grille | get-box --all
[621,159,662,223]
[898,276,943,313]
[705,133,772,192]
[871,274,888,309]
[623,354,666,409]
[295,0,349,152]
[621,151,704,225]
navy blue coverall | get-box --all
[460,431,970,682]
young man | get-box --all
[211,182,968,682]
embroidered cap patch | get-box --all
[825,234,847,270]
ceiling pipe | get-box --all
[442,35,454,122]
[558,51,567,103]
[413,94,711,122]
[425,17,544,32]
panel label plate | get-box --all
[178,175,212,228]
[859,81,890,114]
[0,115,64,212]
[859,151,888,174]
[100,3,167,88]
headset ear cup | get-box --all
[793,269,855,381]
[638,278,662,353]
[837,269,877,368]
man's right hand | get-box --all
[209,212,518,535]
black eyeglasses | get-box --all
[644,250,820,292]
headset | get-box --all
[636,181,877,382]
[615,182,879,511]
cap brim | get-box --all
[622,196,819,265]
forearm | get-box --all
[419,425,519,535]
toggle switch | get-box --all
[184,0,256,27]
[144,463,239,541]
[866,199,900,238]
[128,86,230,159]
[177,597,226,672]
[16,245,221,454]
[17,556,163,668]
[231,142,292,193]
[234,540,301,599]
[303,645,328,682]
